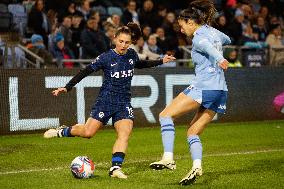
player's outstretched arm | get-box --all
[134,55,176,69]
[52,88,67,96]
[194,36,228,70]
[64,64,95,91]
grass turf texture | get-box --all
[0,120,283,189]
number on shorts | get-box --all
[126,107,134,118]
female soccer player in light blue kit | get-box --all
[150,0,231,185]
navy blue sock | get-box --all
[111,152,125,167]
[62,127,74,137]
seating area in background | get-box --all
[0,0,284,69]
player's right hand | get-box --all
[52,88,67,96]
[219,59,228,70]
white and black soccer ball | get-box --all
[70,156,95,179]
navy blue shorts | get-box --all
[183,86,228,114]
[90,101,134,125]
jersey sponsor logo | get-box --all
[111,63,117,67]
[129,59,134,65]
[208,67,216,73]
[218,104,226,110]
[111,69,134,78]
[99,112,104,118]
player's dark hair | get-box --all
[178,0,216,26]
[115,22,142,43]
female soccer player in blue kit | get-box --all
[150,0,231,185]
[44,22,175,179]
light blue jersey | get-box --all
[190,25,231,91]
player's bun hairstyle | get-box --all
[115,22,142,43]
[178,0,216,26]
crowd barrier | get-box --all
[0,67,284,135]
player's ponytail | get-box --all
[115,22,142,43]
[178,0,216,26]
[126,22,142,43]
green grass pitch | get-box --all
[0,120,283,189]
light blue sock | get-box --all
[187,135,202,162]
[160,117,175,155]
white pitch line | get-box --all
[0,148,283,175]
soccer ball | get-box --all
[70,156,95,179]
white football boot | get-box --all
[43,126,67,138]
[149,159,176,170]
[109,166,128,179]
[179,167,202,185]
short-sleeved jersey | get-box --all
[191,25,231,91]
[89,48,139,106]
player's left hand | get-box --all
[162,55,176,63]
[219,59,228,70]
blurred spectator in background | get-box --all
[162,12,177,39]
[227,9,245,44]
[103,23,116,50]
[223,0,238,21]
[214,14,229,36]
[23,0,35,14]
[89,10,102,29]
[26,34,54,68]
[253,16,269,42]
[58,15,73,49]
[58,1,82,23]
[266,24,284,65]
[78,0,91,21]
[47,23,59,53]
[249,0,261,13]
[138,0,158,30]
[70,14,83,58]
[144,34,163,55]
[155,27,168,54]
[80,17,107,59]
[122,0,139,25]
[269,15,282,26]
[130,36,148,60]
[241,4,254,22]
[142,25,151,39]
[266,24,283,46]
[47,9,58,33]
[162,12,180,57]
[156,5,167,25]
[106,14,122,29]
[238,23,267,48]
[27,0,49,46]
[143,34,162,60]
[51,33,75,68]
[225,48,242,67]
[258,6,269,22]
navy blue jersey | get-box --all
[89,48,139,105]
[65,48,162,107]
